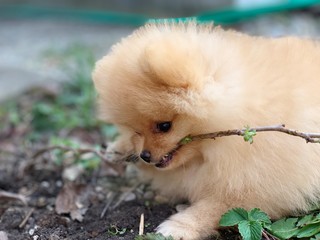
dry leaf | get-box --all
[55,182,93,222]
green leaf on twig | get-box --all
[243,126,256,144]
[179,136,193,145]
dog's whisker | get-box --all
[124,154,140,163]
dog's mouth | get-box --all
[153,138,188,168]
[155,149,178,168]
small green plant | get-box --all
[243,126,257,144]
[0,100,26,134]
[220,208,271,240]
[179,135,193,145]
[32,45,97,132]
[107,224,127,236]
[49,136,101,171]
[220,208,320,240]
[135,233,174,240]
[31,44,117,140]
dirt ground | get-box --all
[0,155,239,240]
[0,160,175,240]
[0,168,238,240]
[0,117,174,239]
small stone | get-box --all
[124,192,136,202]
[56,180,63,188]
[33,235,39,240]
[0,231,8,240]
[97,193,105,201]
[40,181,50,188]
[28,228,35,236]
[19,187,29,195]
[143,191,154,200]
[62,165,84,181]
[49,233,60,240]
[37,197,47,207]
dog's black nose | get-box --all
[140,150,151,163]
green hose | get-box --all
[155,0,320,24]
[198,0,320,24]
[0,0,319,26]
[0,5,147,26]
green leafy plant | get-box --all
[220,208,320,240]
[32,45,97,131]
[135,233,174,240]
[220,208,271,240]
[269,213,320,239]
[26,44,117,144]
[31,44,118,140]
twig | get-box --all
[100,192,116,219]
[0,190,28,205]
[178,124,320,149]
[19,208,34,228]
[192,124,320,143]
[33,145,122,174]
[262,230,271,240]
[110,183,141,210]
[33,124,320,169]
[262,230,278,240]
[139,213,144,235]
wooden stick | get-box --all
[19,208,34,228]
[139,213,145,235]
[188,124,320,144]
[33,145,122,173]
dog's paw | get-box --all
[105,140,135,163]
[105,143,123,162]
[156,219,200,240]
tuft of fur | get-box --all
[92,22,320,240]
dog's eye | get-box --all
[156,121,172,133]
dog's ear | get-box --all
[141,35,207,91]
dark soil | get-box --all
[0,148,174,240]
[0,147,240,240]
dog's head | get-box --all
[93,23,217,170]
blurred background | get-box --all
[0,0,320,101]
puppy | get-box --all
[92,22,320,240]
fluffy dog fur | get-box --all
[92,22,320,239]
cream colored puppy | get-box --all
[92,22,320,240]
